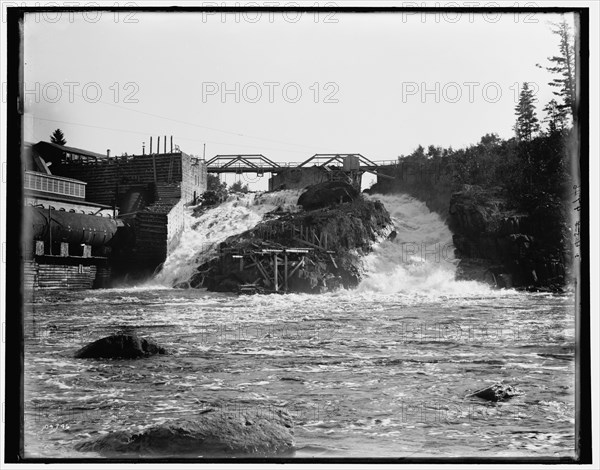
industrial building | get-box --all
[23,139,208,289]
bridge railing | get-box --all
[206,157,401,171]
[207,161,280,169]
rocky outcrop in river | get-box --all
[467,382,519,402]
[369,160,568,291]
[189,182,391,294]
[449,185,567,290]
[75,333,166,359]
[74,407,295,457]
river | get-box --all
[23,193,576,458]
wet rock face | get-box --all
[74,334,166,359]
[297,181,359,210]
[74,409,295,457]
[194,195,390,294]
[468,383,519,402]
[449,185,566,290]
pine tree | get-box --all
[514,82,540,141]
[542,99,568,134]
[545,18,575,117]
[50,129,67,146]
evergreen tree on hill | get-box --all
[543,18,576,118]
[543,99,568,134]
[514,82,540,141]
[50,129,67,146]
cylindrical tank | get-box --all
[26,206,118,247]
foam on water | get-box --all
[24,194,574,458]
[151,190,508,300]
[357,194,495,297]
[153,190,302,287]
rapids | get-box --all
[22,192,576,458]
[153,190,302,287]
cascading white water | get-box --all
[357,193,490,295]
[155,190,493,295]
[153,190,303,287]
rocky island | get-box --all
[186,182,391,294]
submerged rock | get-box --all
[74,409,295,457]
[74,334,166,359]
[467,382,519,402]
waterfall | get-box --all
[153,190,303,287]
[357,193,489,295]
[155,190,492,295]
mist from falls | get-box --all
[154,190,492,295]
[153,190,302,287]
[358,193,492,296]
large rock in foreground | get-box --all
[75,334,166,359]
[297,181,359,210]
[74,410,295,457]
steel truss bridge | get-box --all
[205,153,396,178]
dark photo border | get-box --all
[3,4,591,464]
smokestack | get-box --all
[170,136,173,153]
[107,149,111,158]
[157,136,161,155]
[150,136,153,154]
[142,142,146,155]
[164,135,166,154]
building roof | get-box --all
[34,141,108,160]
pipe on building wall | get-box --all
[27,206,119,247]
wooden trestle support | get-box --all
[222,245,335,294]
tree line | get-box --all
[398,17,577,264]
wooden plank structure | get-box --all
[24,258,110,290]
[255,222,331,251]
[26,141,208,288]
[24,261,99,290]
[223,246,312,293]
[221,219,341,293]
[50,153,185,206]
[24,237,111,290]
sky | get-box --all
[22,8,577,189]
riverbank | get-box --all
[369,160,571,291]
